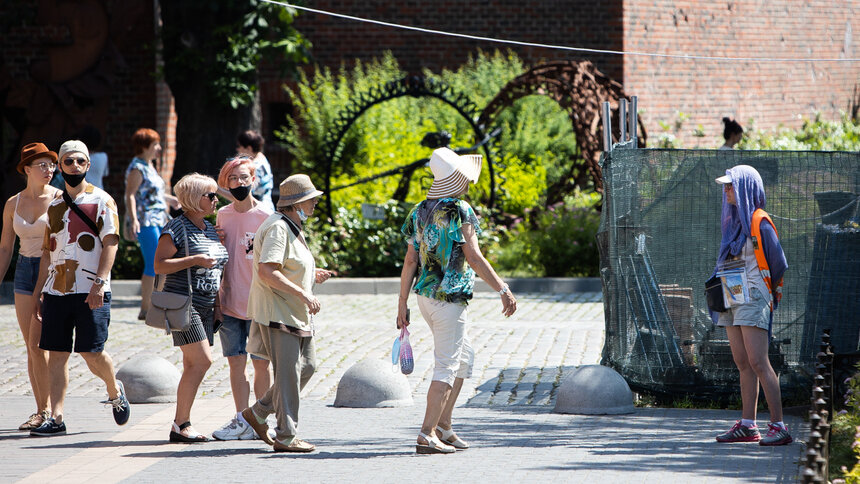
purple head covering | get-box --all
[717,165,766,263]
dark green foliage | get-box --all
[111,236,144,280]
[306,200,411,277]
[160,0,309,109]
[831,363,860,481]
[487,190,602,277]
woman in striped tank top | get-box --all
[154,173,228,443]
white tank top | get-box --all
[12,195,48,257]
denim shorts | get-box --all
[219,314,264,360]
[14,255,41,295]
[717,287,771,331]
[40,292,112,353]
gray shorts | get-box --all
[717,287,770,331]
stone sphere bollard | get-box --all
[334,359,413,408]
[553,364,635,415]
[116,355,181,404]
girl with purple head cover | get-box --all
[712,164,791,446]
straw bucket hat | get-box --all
[426,148,482,200]
[18,142,58,175]
[276,174,324,208]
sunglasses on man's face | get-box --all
[62,157,88,167]
[202,192,218,201]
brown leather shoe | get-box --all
[240,408,273,445]
[273,438,315,453]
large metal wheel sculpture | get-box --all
[321,76,499,216]
[478,60,646,198]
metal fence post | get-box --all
[630,96,638,147]
[602,101,612,153]
[620,98,628,143]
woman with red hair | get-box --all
[210,156,274,441]
[124,128,177,320]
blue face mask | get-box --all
[297,208,308,221]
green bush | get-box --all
[740,112,860,151]
[488,189,601,277]
[652,111,860,151]
[306,200,410,277]
[277,50,581,217]
[831,364,860,481]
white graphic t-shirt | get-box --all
[43,185,120,295]
[217,203,273,319]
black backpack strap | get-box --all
[62,191,103,246]
[279,213,302,238]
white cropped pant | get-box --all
[416,295,474,386]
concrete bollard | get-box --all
[116,355,181,404]
[553,364,635,415]
[334,359,413,408]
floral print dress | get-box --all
[124,157,167,227]
[401,198,482,305]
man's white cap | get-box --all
[715,174,732,184]
[58,140,90,163]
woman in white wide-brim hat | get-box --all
[397,147,517,454]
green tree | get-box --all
[159,0,309,180]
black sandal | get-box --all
[169,421,209,443]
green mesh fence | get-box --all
[597,149,860,398]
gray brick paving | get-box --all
[0,292,805,482]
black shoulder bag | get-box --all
[62,191,103,247]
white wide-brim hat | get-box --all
[426,147,482,200]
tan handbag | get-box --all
[145,222,194,334]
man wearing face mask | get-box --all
[30,140,130,437]
[210,156,275,441]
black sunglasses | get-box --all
[203,192,218,201]
[62,157,88,167]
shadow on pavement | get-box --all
[22,439,168,449]
[123,447,271,458]
[450,409,802,483]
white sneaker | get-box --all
[212,416,255,441]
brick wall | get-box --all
[623,0,860,146]
[292,1,623,78]
[155,80,177,187]
[0,0,159,211]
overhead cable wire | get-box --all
[262,0,860,63]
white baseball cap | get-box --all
[58,140,90,163]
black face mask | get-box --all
[63,171,87,188]
[229,185,252,201]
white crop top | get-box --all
[12,195,48,258]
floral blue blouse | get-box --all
[124,157,167,228]
[402,198,482,305]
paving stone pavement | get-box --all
[0,293,605,407]
[0,292,805,483]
